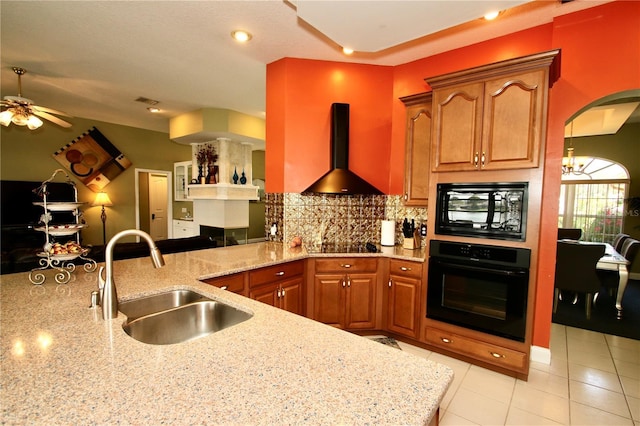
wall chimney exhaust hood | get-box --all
[303,103,382,195]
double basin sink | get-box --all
[119,289,252,345]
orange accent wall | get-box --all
[266,58,394,193]
[266,0,640,349]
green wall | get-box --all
[1,117,191,246]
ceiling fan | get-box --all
[0,67,72,129]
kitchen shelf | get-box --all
[29,169,97,285]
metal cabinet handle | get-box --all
[473,152,479,168]
[347,276,351,287]
[277,288,282,298]
[340,264,352,269]
[342,279,346,288]
[388,278,392,288]
[404,193,408,201]
[440,337,452,344]
[400,266,411,272]
[220,286,228,291]
[281,288,286,297]
[275,271,285,276]
[481,151,486,167]
[489,351,505,359]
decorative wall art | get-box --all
[52,127,131,192]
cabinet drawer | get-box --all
[249,260,304,288]
[174,220,194,229]
[389,259,422,279]
[315,258,377,273]
[201,273,246,295]
[425,327,526,372]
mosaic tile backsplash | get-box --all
[265,193,427,248]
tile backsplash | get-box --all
[265,193,427,247]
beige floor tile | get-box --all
[610,345,640,365]
[427,352,470,412]
[616,359,640,381]
[568,337,612,358]
[570,401,634,425]
[520,368,569,398]
[505,406,564,425]
[569,380,631,418]
[447,387,510,425]
[439,410,480,425]
[511,382,570,424]
[460,365,516,404]
[606,334,640,351]
[568,350,617,373]
[629,395,640,422]
[530,357,569,379]
[566,327,607,344]
[569,363,624,393]
[621,376,640,399]
[396,341,432,358]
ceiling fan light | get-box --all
[11,112,29,126]
[27,114,43,130]
[0,110,14,126]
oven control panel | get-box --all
[430,240,530,268]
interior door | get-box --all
[149,173,168,240]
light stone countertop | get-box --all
[0,242,452,425]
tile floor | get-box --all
[391,324,639,425]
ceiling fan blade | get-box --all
[31,104,72,117]
[31,110,72,128]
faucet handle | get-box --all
[97,266,106,304]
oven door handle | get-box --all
[437,261,528,277]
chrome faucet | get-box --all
[98,229,165,320]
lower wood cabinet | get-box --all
[200,272,246,296]
[312,258,378,330]
[424,325,528,377]
[386,259,423,339]
[248,260,305,316]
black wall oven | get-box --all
[427,240,531,342]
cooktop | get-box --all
[306,242,380,254]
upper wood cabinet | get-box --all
[400,92,432,206]
[427,49,560,173]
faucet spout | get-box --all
[101,229,165,320]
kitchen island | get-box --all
[0,242,452,425]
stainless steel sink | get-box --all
[119,289,210,321]
[122,300,252,345]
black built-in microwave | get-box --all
[435,182,528,241]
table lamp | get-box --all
[92,192,113,245]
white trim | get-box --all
[530,345,551,365]
[630,272,640,281]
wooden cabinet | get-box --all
[201,272,246,296]
[249,260,305,315]
[425,325,527,377]
[427,49,560,172]
[399,92,432,206]
[312,258,378,329]
[386,259,423,339]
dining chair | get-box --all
[598,238,639,300]
[554,240,606,320]
[557,228,582,240]
[612,233,630,252]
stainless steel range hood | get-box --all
[303,103,382,195]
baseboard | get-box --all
[530,345,551,365]
[630,272,640,281]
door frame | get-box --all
[135,168,173,241]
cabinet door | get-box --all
[280,277,304,316]
[401,93,432,206]
[313,274,345,328]
[481,70,545,170]
[250,283,279,308]
[432,82,484,172]
[344,273,377,329]
[387,274,421,338]
[201,272,246,295]
[174,161,192,201]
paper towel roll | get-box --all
[381,220,395,246]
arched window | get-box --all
[559,157,630,243]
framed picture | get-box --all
[52,127,132,192]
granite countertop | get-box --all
[0,242,451,425]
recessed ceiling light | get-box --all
[147,107,160,113]
[484,10,500,20]
[342,47,354,55]
[231,30,252,43]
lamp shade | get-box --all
[92,192,113,207]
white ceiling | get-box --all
[0,0,614,138]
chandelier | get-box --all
[561,121,586,176]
